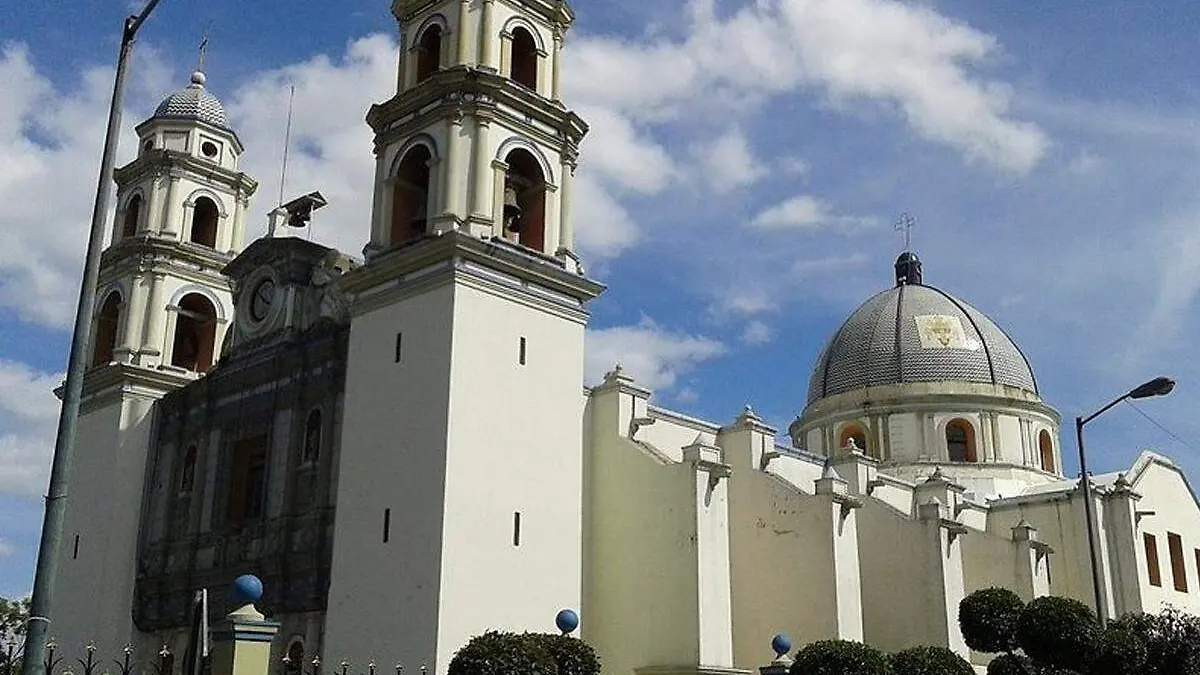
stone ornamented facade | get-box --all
[47,2,1200,674]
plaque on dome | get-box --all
[915,315,979,350]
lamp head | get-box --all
[1129,376,1175,400]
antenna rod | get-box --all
[23,1,163,673]
[278,84,295,207]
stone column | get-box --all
[230,192,245,252]
[146,172,165,235]
[492,160,510,241]
[499,32,513,77]
[162,174,181,238]
[456,0,471,64]
[396,25,408,93]
[119,272,147,361]
[551,29,564,101]
[142,272,168,362]
[371,149,389,244]
[472,116,493,219]
[440,113,465,229]
[558,158,575,252]
[479,0,496,70]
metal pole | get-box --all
[22,3,161,673]
[1076,415,1108,628]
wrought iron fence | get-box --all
[278,659,428,675]
[0,641,176,675]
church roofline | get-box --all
[135,114,245,155]
[392,0,575,29]
[115,149,259,196]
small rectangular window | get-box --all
[519,337,527,366]
[72,534,80,560]
[1195,549,1200,587]
[383,508,391,543]
[1168,532,1188,592]
[1145,533,1162,587]
[513,512,521,546]
[395,333,403,363]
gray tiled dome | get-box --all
[152,71,231,130]
[807,257,1037,404]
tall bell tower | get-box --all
[323,0,601,669]
[46,68,257,657]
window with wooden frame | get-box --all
[1168,532,1188,592]
[1145,533,1162,587]
[227,435,269,523]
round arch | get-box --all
[501,16,547,53]
[122,189,148,212]
[389,134,440,176]
[182,188,229,216]
[412,13,449,44]
[1038,428,1056,473]
[167,285,227,323]
[836,421,869,454]
[495,137,556,186]
[96,281,130,314]
[943,417,978,463]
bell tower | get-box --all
[362,0,586,271]
[324,0,601,670]
[46,67,257,658]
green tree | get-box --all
[0,596,28,650]
[889,646,973,675]
[789,640,891,675]
[1016,596,1099,673]
[959,588,1025,655]
[528,634,600,675]
[1103,608,1200,675]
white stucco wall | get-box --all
[1127,458,1200,616]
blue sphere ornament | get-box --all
[555,609,580,635]
[232,574,264,605]
[770,634,792,658]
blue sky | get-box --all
[2,0,1200,597]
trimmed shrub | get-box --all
[529,634,601,675]
[1089,624,1147,675]
[959,588,1025,654]
[1016,596,1098,673]
[1108,608,1200,675]
[889,646,973,675]
[790,640,891,675]
[984,654,1031,675]
[448,631,557,675]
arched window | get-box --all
[391,145,433,247]
[92,291,122,367]
[122,194,142,239]
[416,25,443,82]
[511,27,539,90]
[503,148,547,252]
[180,445,197,493]
[284,640,305,675]
[1039,430,1056,473]
[191,197,220,247]
[946,419,978,463]
[172,293,218,373]
[838,424,868,455]
[303,409,322,463]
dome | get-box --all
[806,253,1037,405]
[152,71,231,131]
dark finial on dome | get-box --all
[895,251,923,286]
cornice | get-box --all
[115,149,259,197]
[392,0,574,29]
[367,66,588,152]
[68,363,196,413]
[101,238,236,286]
[798,385,1062,430]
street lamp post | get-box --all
[22,2,163,674]
[1076,376,1175,628]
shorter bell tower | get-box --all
[363,0,586,271]
[47,66,258,659]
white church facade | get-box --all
[46,0,1200,673]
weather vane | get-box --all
[894,212,916,250]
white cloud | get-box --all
[694,128,766,193]
[568,0,1049,172]
[576,105,676,195]
[791,252,871,278]
[0,361,62,497]
[0,540,13,559]
[572,173,641,260]
[585,318,726,391]
[751,195,877,231]
[710,286,777,319]
[742,320,774,346]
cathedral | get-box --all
[47,0,1200,673]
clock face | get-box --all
[250,279,276,322]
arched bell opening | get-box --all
[416,25,443,82]
[122,194,142,239]
[92,291,122,367]
[838,423,869,457]
[1038,429,1056,473]
[390,145,433,248]
[511,27,539,90]
[502,148,547,253]
[172,293,218,373]
[191,197,220,248]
